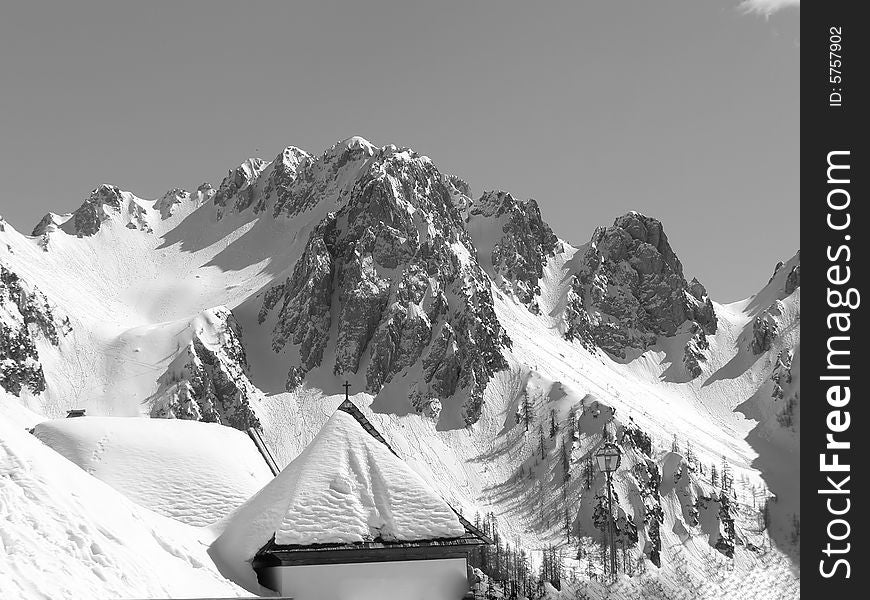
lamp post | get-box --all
[594,442,622,579]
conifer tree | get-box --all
[520,390,534,432]
[583,456,594,490]
[561,441,571,484]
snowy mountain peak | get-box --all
[276,145,312,168]
[562,211,716,361]
[329,135,377,155]
[258,145,510,424]
[213,157,271,218]
[29,183,159,237]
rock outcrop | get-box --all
[271,138,375,219]
[750,312,779,355]
[213,158,270,219]
[785,263,800,295]
[67,184,124,237]
[771,349,793,401]
[563,212,717,361]
[31,213,64,237]
[468,191,560,313]
[622,424,665,567]
[681,322,710,379]
[0,263,68,395]
[443,175,473,215]
[697,494,737,558]
[258,146,313,215]
[154,187,209,220]
[149,307,261,430]
[260,214,337,385]
[768,251,801,298]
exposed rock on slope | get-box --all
[467,190,560,313]
[271,139,374,218]
[154,185,212,219]
[48,184,127,237]
[213,158,270,218]
[259,146,313,215]
[770,252,800,297]
[681,321,710,379]
[149,307,261,430]
[260,214,337,386]
[750,311,779,355]
[443,174,474,215]
[0,263,68,396]
[563,212,717,362]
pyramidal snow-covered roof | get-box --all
[209,403,473,582]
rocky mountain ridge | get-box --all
[4,138,790,426]
[0,137,800,596]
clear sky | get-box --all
[0,0,798,301]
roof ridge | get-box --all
[337,397,492,545]
[337,398,400,457]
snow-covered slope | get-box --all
[0,136,799,599]
[0,397,246,600]
[32,416,274,527]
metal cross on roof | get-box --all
[343,380,351,400]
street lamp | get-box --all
[595,442,622,579]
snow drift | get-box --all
[33,416,274,526]
[0,405,245,600]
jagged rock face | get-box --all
[768,261,785,284]
[260,147,511,424]
[259,215,337,380]
[564,212,717,359]
[771,349,793,401]
[771,348,799,430]
[681,322,710,379]
[0,264,68,395]
[622,425,664,567]
[213,158,269,218]
[31,213,63,237]
[785,263,800,295]
[150,307,261,430]
[750,313,778,355]
[125,199,152,233]
[468,191,559,312]
[272,138,375,219]
[155,188,196,219]
[698,495,736,558]
[258,147,312,215]
[563,290,597,352]
[443,175,473,215]
[769,252,800,296]
[68,184,124,236]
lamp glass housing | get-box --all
[594,443,622,473]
